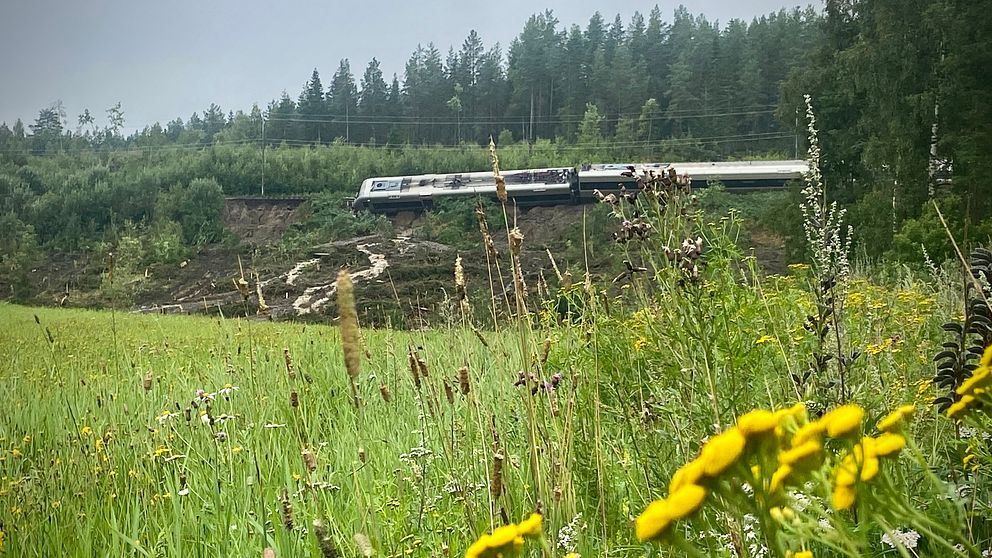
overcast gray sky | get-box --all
[0,0,810,133]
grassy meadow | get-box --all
[2,154,992,557]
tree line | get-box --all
[0,6,818,156]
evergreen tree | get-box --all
[327,59,358,141]
[297,69,327,142]
[359,58,388,143]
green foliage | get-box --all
[154,177,226,245]
[278,191,393,258]
[417,196,504,247]
[0,213,41,300]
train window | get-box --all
[371,179,401,191]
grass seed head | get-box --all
[302,448,316,472]
[337,270,361,381]
[353,533,374,557]
[312,519,339,558]
[458,365,471,396]
[283,348,295,381]
[280,487,294,531]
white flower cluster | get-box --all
[742,513,768,558]
[557,512,584,552]
[799,94,853,286]
[881,528,921,550]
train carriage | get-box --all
[352,167,576,213]
[352,160,808,213]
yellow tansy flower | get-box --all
[778,440,824,471]
[737,409,778,438]
[876,404,915,432]
[635,484,706,541]
[700,428,747,477]
[873,433,905,457]
[820,404,864,438]
[947,396,975,420]
[792,421,826,446]
[669,459,705,493]
[832,483,856,510]
[516,513,542,538]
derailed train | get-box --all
[351,159,808,213]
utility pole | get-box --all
[529,90,534,143]
[261,118,266,197]
[794,108,800,159]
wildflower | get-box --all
[217,384,239,396]
[831,484,856,510]
[787,551,813,558]
[80,425,93,437]
[635,484,707,542]
[872,432,905,457]
[755,335,775,345]
[633,337,649,351]
[737,410,778,438]
[769,465,792,493]
[820,404,864,438]
[792,421,826,446]
[876,404,915,432]
[231,446,243,454]
[11,448,22,458]
[699,428,747,477]
[881,529,920,550]
[947,395,976,420]
[957,369,991,397]
[669,459,705,493]
[779,440,824,471]
[465,513,542,558]
[516,513,542,537]
[215,431,228,442]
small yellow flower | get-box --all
[957,369,991,397]
[791,421,826,446]
[947,396,975,420]
[820,404,864,438]
[669,459,705,493]
[516,513,542,537]
[737,409,778,438]
[789,551,814,558]
[756,335,775,345]
[831,483,856,510]
[633,337,649,351]
[22,435,30,444]
[699,428,747,477]
[769,465,792,493]
[80,426,93,437]
[876,404,915,432]
[778,440,824,471]
[11,448,22,458]
[635,484,707,541]
[231,446,243,454]
[873,433,905,457]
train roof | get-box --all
[579,159,809,179]
[356,167,574,200]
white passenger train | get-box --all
[351,159,808,213]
